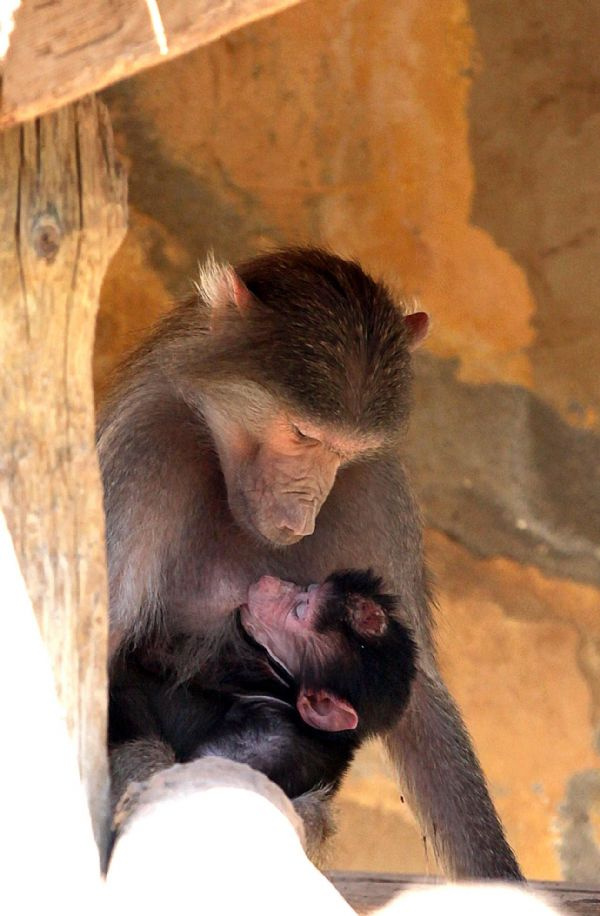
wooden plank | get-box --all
[329,871,600,915]
[0,0,303,127]
[0,95,127,852]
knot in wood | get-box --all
[32,214,62,263]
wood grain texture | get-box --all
[329,871,600,915]
[0,95,127,851]
[0,0,303,127]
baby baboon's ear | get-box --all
[348,595,387,638]
[296,688,358,732]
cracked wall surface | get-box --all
[96,0,600,881]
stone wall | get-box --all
[96,0,600,881]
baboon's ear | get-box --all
[404,311,430,350]
[297,688,359,732]
[347,595,388,637]
[196,253,253,327]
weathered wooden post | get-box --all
[0,95,127,851]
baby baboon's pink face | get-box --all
[240,576,329,675]
[240,575,359,733]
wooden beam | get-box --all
[0,95,127,851]
[329,872,600,916]
[1,511,102,909]
[0,0,303,128]
[107,758,355,914]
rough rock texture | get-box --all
[469,0,600,427]
[96,0,600,881]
